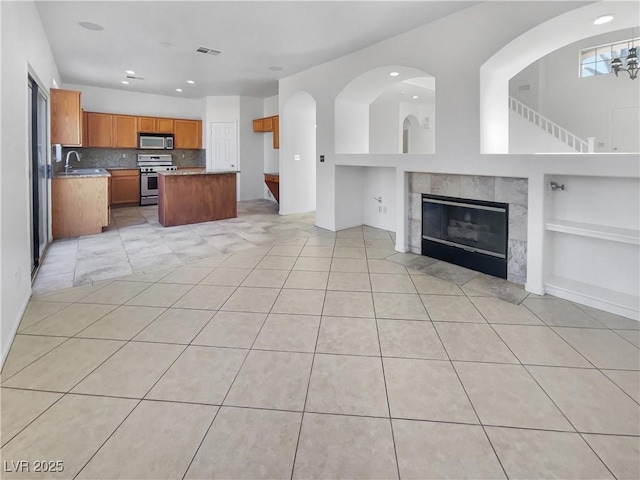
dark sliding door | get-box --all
[28,76,49,275]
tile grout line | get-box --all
[3,384,637,439]
[180,255,283,480]
[430,313,511,480]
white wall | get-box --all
[335,166,364,230]
[280,91,316,215]
[363,167,396,231]
[1,1,61,365]
[369,96,399,154]
[263,95,279,200]
[509,61,541,111]
[238,97,265,201]
[510,30,640,152]
[509,113,575,154]
[335,100,369,153]
[63,83,202,119]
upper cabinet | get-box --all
[84,112,201,149]
[138,117,175,134]
[253,115,279,149]
[138,116,157,133]
[157,118,174,134]
[51,89,82,146]
[85,112,113,148]
[112,115,138,148]
[174,119,202,149]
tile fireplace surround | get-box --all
[409,173,528,285]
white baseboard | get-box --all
[335,222,363,231]
[545,281,639,321]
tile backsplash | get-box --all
[54,148,205,173]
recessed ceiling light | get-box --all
[187,80,195,84]
[399,91,405,95]
[78,21,104,31]
[593,14,614,25]
[125,70,135,75]
[412,95,419,99]
[390,72,400,77]
[269,66,283,72]
[176,88,183,92]
[121,80,130,85]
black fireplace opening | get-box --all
[422,194,509,278]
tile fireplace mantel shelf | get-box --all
[546,219,640,246]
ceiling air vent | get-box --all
[126,75,146,81]
[196,47,221,56]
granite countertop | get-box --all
[54,168,111,179]
[158,169,240,176]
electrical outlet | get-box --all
[294,154,301,161]
[383,206,387,214]
[378,206,382,213]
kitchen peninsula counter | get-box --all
[158,170,238,227]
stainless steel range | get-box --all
[137,154,177,205]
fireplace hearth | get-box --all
[422,194,509,278]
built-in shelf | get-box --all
[545,274,639,320]
[545,219,640,245]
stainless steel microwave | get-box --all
[138,133,174,150]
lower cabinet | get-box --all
[52,177,109,239]
[108,169,140,207]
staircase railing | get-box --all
[509,96,594,153]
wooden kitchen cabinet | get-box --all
[253,116,274,132]
[51,89,82,146]
[253,118,264,132]
[138,116,174,134]
[138,116,157,133]
[157,118,174,133]
[84,111,202,149]
[272,115,279,149]
[112,115,138,148]
[86,112,113,147]
[253,115,279,149]
[108,169,140,207]
[52,176,109,238]
[174,119,202,149]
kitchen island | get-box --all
[158,169,238,227]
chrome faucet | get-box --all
[65,150,81,170]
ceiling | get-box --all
[36,1,478,99]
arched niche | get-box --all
[335,65,435,154]
[281,91,317,215]
[480,1,639,153]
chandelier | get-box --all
[611,47,638,79]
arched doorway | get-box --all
[480,1,639,153]
[335,65,435,154]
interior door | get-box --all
[611,106,640,153]
[209,122,238,171]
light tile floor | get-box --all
[32,200,326,294]
[2,200,639,479]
